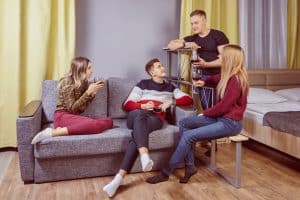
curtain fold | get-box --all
[0,0,75,148]
[287,0,300,69]
[239,0,287,69]
[179,0,238,93]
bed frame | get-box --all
[243,69,300,159]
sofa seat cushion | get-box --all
[34,121,179,159]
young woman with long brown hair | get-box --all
[31,57,113,144]
[146,44,249,184]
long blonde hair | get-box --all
[216,44,249,99]
[60,57,91,88]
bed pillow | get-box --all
[275,88,300,101]
[248,88,288,104]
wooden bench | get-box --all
[209,134,248,188]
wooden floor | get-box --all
[0,151,14,183]
[0,141,299,200]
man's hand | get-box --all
[193,56,222,68]
[192,79,205,87]
[159,99,173,112]
[167,39,185,51]
[185,42,200,49]
[191,57,206,67]
[141,101,155,110]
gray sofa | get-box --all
[16,77,195,183]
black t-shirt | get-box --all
[184,29,229,75]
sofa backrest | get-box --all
[42,80,58,123]
[107,77,138,118]
[42,80,108,123]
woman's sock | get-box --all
[141,153,153,172]
[103,174,123,197]
[31,128,52,144]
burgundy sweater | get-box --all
[203,75,247,121]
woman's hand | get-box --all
[192,79,205,87]
[141,101,155,110]
[86,81,105,96]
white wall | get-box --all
[76,0,181,79]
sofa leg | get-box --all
[24,180,34,184]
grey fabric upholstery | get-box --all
[16,103,43,182]
[175,106,197,125]
[16,78,195,183]
[34,149,174,183]
[81,83,108,118]
[42,80,58,123]
[108,77,138,118]
[34,123,179,159]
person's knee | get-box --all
[128,109,141,118]
[179,119,186,128]
[181,134,193,145]
[104,118,113,128]
[179,117,191,129]
[95,118,113,131]
[135,110,148,121]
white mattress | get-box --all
[245,100,300,124]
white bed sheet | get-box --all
[245,100,300,124]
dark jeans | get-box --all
[162,115,242,176]
[120,109,163,172]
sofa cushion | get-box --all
[108,77,138,118]
[34,121,179,159]
[41,80,108,123]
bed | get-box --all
[242,69,300,159]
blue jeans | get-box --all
[162,115,242,175]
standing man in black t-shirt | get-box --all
[168,9,229,110]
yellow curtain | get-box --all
[0,0,75,148]
[287,0,300,69]
[179,0,239,93]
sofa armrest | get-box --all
[19,100,42,117]
[174,105,197,126]
[16,100,42,182]
[17,100,42,144]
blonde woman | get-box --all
[32,57,113,144]
[146,44,249,184]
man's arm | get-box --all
[167,39,200,51]
[194,44,226,68]
[167,39,185,51]
[173,88,193,106]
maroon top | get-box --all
[203,75,247,121]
